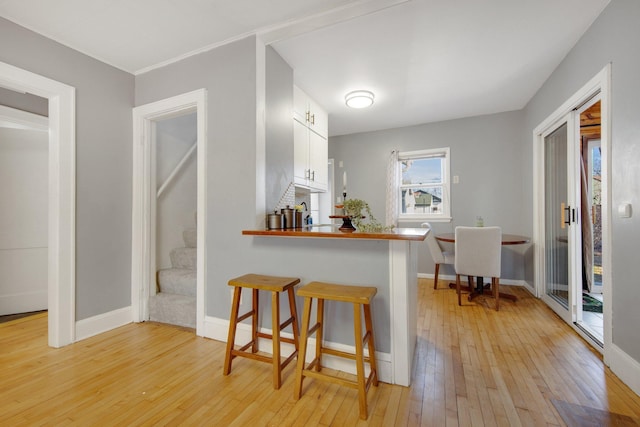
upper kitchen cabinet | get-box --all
[293,85,328,139]
[293,86,328,192]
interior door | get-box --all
[542,113,581,324]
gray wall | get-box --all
[0,17,134,320]
[136,36,261,320]
[329,110,528,280]
[135,38,393,351]
[522,0,640,362]
[0,87,48,116]
[265,45,294,213]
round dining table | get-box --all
[435,233,530,301]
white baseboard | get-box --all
[609,343,640,397]
[0,290,48,316]
[418,272,527,287]
[75,306,132,342]
[204,315,392,384]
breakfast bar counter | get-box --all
[242,226,428,386]
[242,226,428,241]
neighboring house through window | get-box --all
[398,147,451,222]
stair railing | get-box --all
[157,141,197,198]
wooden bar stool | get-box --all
[293,281,379,420]
[223,273,300,389]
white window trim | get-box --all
[397,147,451,223]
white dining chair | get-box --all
[454,226,502,310]
[422,222,455,290]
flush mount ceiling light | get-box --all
[345,90,374,108]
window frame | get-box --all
[397,147,451,223]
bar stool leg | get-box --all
[315,298,324,372]
[353,302,368,420]
[251,288,259,353]
[363,304,379,386]
[294,296,312,400]
[271,290,281,389]
[223,287,242,375]
[286,287,300,354]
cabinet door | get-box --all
[309,130,328,191]
[293,119,310,187]
[293,86,308,124]
[308,97,328,139]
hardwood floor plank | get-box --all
[2,280,640,425]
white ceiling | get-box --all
[0,0,610,136]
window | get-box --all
[398,148,450,221]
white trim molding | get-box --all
[131,89,208,336]
[0,61,76,348]
[75,306,133,342]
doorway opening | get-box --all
[577,100,603,343]
[131,89,207,336]
[0,105,49,319]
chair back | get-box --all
[422,222,445,264]
[454,226,501,278]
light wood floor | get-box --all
[2,279,640,426]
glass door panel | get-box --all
[544,122,569,308]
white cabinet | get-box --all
[293,86,328,192]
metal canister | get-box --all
[267,211,283,229]
[294,211,303,228]
[281,205,294,229]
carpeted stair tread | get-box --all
[183,228,197,248]
[157,268,196,297]
[170,247,196,270]
[149,292,196,329]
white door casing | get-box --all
[131,89,208,336]
[0,61,76,348]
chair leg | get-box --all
[494,277,500,311]
[433,263,440,289]
[456,274,462,306]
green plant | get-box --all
[343,198,394,232]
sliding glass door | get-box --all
[542,113,580,324]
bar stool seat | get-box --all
[223,273,300,389]
[293,281,379,420]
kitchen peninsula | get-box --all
[242,226,428,386]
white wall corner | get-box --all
[75,306,132,342]
[204,315,393,384]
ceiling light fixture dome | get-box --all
[345,90,374,108]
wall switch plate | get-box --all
[618,203,632,218]
[453,175,459,184]
[339,160,344,168]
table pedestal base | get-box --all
[447,279,517,302]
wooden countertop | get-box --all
[242,226,429,241]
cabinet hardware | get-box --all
[310,114,315,125]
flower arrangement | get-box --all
[342,198,394,232]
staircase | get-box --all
[149,228,197,328]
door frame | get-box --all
[131,89,208,336]
[533,64,611,358]
[0,61,76,348]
